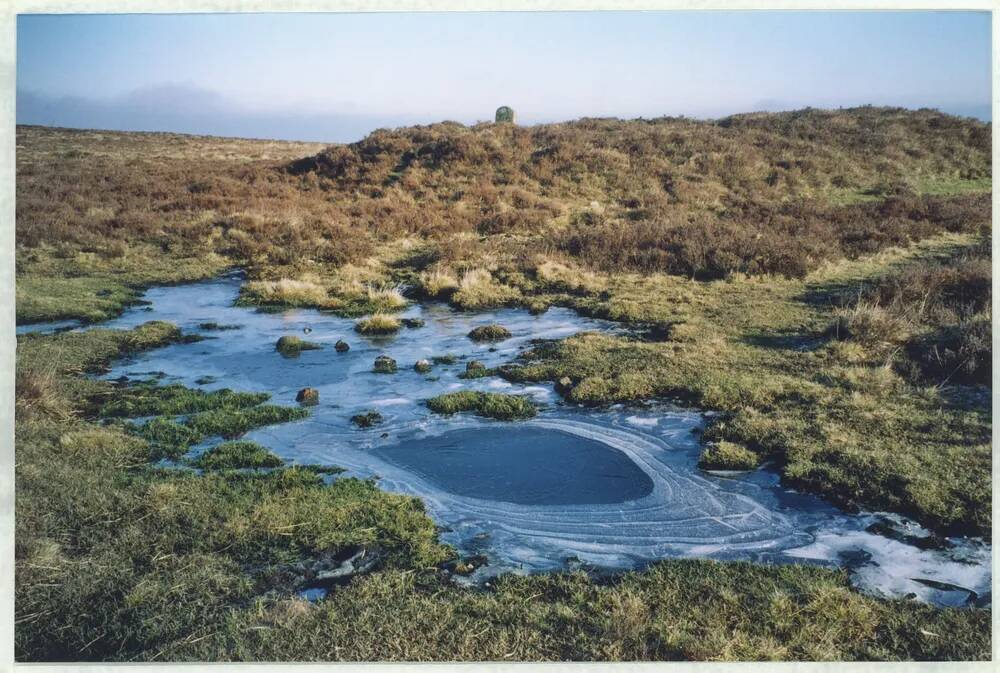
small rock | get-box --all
[402,318,425,329]
[414,359,432,373]
[296,387,320,406]
[334,339,350,353]
[373,355,397,374]
[303,327,313,334]
[556,376,574,394]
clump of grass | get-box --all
[15,365,70,422]
[364,285,408,312]
[418,268,459,299]
[459,360,491,379]
[468,324,512,342]
[98,383,270,418]
[450,269,522,311]
[426,391,536,420]
[350,411,383,428]
[698,441,760,471]
[275,335,321,356]
[186,405,310,440]
[355,314,401,335]
[192,441,284,470]
[828,299,911,353]
[432,354,459,365]
[241,278,332,308]
[827,237,991,385]
[131,417,202,461]
[535,258,607,295]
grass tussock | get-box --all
[467,324,512,342]
[355,313,402,335]
[241,277,332,308]
[418,268,460,298]
[450,269,522,311]
[192,441,284,470]
[698,441,760,471]
[828,234,991,385]
[426,390,537,420]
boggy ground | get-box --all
[13,113,993,660]
[12,322,992,661]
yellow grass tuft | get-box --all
[450,268,521,310]
[243,277,331,307]
[355,313,402,335]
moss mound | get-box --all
[275,335,321,356]
[468,324,512,342]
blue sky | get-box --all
[16,11,992,142]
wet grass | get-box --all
[97,383,270,418]
[427,391,537,420]
[186,405,309,440]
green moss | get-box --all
[191,441,284,470]
[432,354,459,365]
[427,391,536,420]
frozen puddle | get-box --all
[26,273,991,607]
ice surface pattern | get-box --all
[53,273,989,607]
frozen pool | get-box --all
[22,272,991,607]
